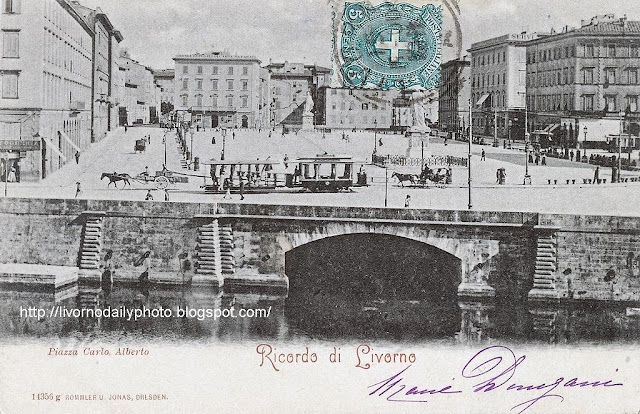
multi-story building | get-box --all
[264,61,331,127]
[68,1,123,141]
[439,58,471,139]
[119,50,157,125]
[316,87,399,130]
[526,15,640,144]
[469,32,537,139]
[173,51,263,129]
[0,0,94,181]
[153,69,174,115]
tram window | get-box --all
[343,163,352,178]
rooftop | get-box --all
[173,51,261,63]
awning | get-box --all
[58,131,81,152]
[475,93,490,107]
[41,137,67,162]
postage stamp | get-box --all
[334,2,442,89]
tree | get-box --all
[161,102,174,115]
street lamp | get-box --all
[221,128,227,161]
[583,125,588,160]
[384,158,389,207]
[373,118,378,155]
[190,126,194,163]
[618,111,624,183]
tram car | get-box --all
[296,154,360,192]
[201,154,364,193]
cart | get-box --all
[134,139,146,153]
[134,168,188,189]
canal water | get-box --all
[1,280,639,345]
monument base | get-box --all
[406,131,430,159]
[301,113,314,131]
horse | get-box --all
[392,172,418,187]
[101,172,132,188]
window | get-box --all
[241,80,248,91]
[605,68,616,85]
[181,95,187,106]
[227,80,233,90]
[197,66,203,74]
[607,44,616,57]
[212,66,218,75]
[241,96,248,108]
[1,72,18,98]
[2,30,18,57]
[196,95,203,106]
[211,79,218,90]
[626,95,638,112]
[626,68,638,85]
[585,44,594,57]
[196,79,202,90]
[182,65,188,74]
[605,95,616,112]
[3,0,20,13]
[228,66,233,75]
[227,96,233,107]
[182,78,188,90]
[582,67,594,84]
[563,68,569,84]
[582,94,594,111]
[632,46,640,58]
[242,66,248,75]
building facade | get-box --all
[526,15,640,144]
[469,32,537,139]
[316,87,398,129]
[0,0,94,181]
[439,58,471,137]
[119,51,157,125]
[173,52,263,129]
[68,1,123,141]
[264,62,330,127]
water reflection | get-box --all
[0,282,639,345]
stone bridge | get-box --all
[1,198,639,303]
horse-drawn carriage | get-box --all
[392,165,451,188]
[134,139,146,153]
[101,168,188,190]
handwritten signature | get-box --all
[368,345,623,413]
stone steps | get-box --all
[531,234,558,295]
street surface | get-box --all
[6,126,640,216]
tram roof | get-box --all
[203,159,283,165]
[296,154,355,163]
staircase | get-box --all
[529,232,559,299]
[193,220,230,286]
[78,214,103,275]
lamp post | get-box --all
[190,126,194,162]
[583,125,588,160]
[163,131,167,167]
[3,155,7,197]
[373,118,378,155]
[618,111,624,183]
[221,128,227,160]
[384,158,389,207]
[468,98,472,210]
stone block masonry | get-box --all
[0,198,638,304]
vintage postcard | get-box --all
[0,0,639,413]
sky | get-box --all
[79,0,640,70]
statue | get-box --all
[409,91,429,132]
[303,91,314,115]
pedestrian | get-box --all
[75,182,82,198]
[404,194,411,208]
[570,150,574,161]
[541,155,547,166]
[74,151,80,164]
[268,131,272,139]
[593,166,600,184]
[481,149,486,161]
[145,189,154,200]
[124,125,128,133]
[239,180,245,201]
[164,189,170,202]
[14,162,20,183]
[212,136,216,145]
[7,164,16,182]
[378,137,383,147]
[576,149,581,163]
[145,166,149,177]
[232,131,235,140]
[223,178,232,199]
[284,153,289,169]
[535,153,540,165]
[528,153,534,163]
